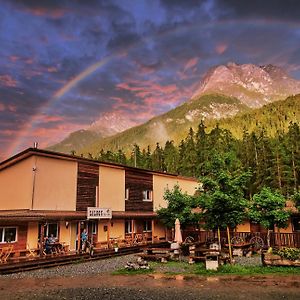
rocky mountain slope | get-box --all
[49,63,300,155]
[191,63,300,107]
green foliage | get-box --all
[156,185,200,229]
[197,154,251,230]
[292,192,300,211]
[276,247,300,261]
[248,187,291,230]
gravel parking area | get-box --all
[1,254,137,279]
[1,253,263,279]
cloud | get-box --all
[183,57,199,72]
[0,75,18,87]
[215,43,228,54]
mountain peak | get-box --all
[192,62,300,107]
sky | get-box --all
[0,0,300,160]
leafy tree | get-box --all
[196,154,250,260]
[248,187,291,247]
[157,185,199,229]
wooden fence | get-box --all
[182,230,300,248]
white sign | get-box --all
[87,207,112,219]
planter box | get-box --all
[262,253,300,267]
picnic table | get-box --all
[137,247,172,262]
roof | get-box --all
[0,209,157,222]
[0,147,198,182]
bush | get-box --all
[276,247,300,261]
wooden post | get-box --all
[151,219,155,243]
[217,227,221,250]
[131,219,134,242]
[107,221,111,248]
[77,221,81,253]
[227,226,233,264]
[39,224,44,256]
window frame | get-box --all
[125,188,129,200]
[125,220,133,234]
[143,220,152,232]
[0,226,17,243]
[142,190,152,202]
[292,217,300,232]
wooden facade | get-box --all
[125,169,153,211]
[76,163,99,211]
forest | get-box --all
[86,120,300,197]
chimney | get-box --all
[33,142,38,149]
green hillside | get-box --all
[81,94,299,156]
[48,129,102,154]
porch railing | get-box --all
[182,230,300,248]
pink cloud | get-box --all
[215,43,228,55]
[0,103,5,111]
[24,8,66,19]
[47,66,58,73]
[183,57,199,72]
[0,75,17,87]
[9,56,20,62]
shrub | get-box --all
[276,247,300,261]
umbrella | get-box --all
[174,218,182,244]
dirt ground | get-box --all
[1,273,300,299]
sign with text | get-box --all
[87,207,112,219]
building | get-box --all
[0,148,198,252]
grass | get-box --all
[112,261,300,276]
[112,268,154,275]
[194,263,300,276]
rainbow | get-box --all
[6,18,299,159]
[7,55,113,157]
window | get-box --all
[92,221,97,234]
[292,217,300,231]
[0,227,17,243]
[39,223,59,239]
[125,188,129,200]
[125,220,132,234]
[142,190,152,201]
[143,220,152,232]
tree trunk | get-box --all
[227,226,233,264]
[267,229,270,248]
[276,151,282,191]
[217,227,221,251]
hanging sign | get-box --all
[87,207,112,219]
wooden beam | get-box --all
[151,219,155,243]
[107,222,111,247]
[131,219,134,241]
[77,222,81,252]
[39,224,44,256]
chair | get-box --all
[26,244,37,257]
[0,245,14,263]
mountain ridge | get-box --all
[49,62,300,155]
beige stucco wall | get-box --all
[98,220,108,242]
[276,220,293,234]
[27,221,39,249]
[99,166,125,211]
[236,221,251,232]
[153,175,198,211]
[59,221,71,245]
[0,157,34,209]
[110,220,125,239]
[33,156,77,210]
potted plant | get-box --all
[113,241,119,252]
